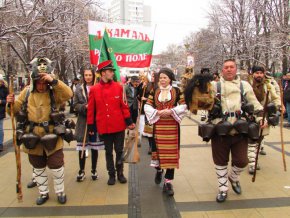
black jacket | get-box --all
[0,85,8,119]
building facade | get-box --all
[108,0,151,27]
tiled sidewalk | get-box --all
[1,113,290,217]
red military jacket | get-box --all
[87,80,131,134]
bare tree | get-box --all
[184,0,289,74]
[0,0,106,80]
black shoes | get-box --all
[0,144,3,152]
[57,192,67,204]
[117,173,127,184]
[36,193,66,205]
[76,170,85,182]
[216,191,227,203]
[229,178,242,194]
[163,182,174,196]
[155,170,163,184]
[27,180,37,188]
[91,170,99,181]
[107,175,116,185]
[36,194,49,205]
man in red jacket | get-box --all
[87,60,135,185]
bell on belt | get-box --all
[40,134,58,150]
[215,121,233,136]
[21,133,40,149]
[248,122,260,141]
[233,119,248,134]
[198,123,215,142]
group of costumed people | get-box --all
[6,56,283,205]
[184,59,283,202]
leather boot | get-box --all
[107,174,116,185]
[117,172,127,183]
[117,169,127,184]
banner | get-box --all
[88,20,155,68]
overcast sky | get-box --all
[103,0,211,54]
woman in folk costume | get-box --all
[144,68,187,196]
[73,68,104,182]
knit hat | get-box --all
[252,66,265,74]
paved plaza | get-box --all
[1,112,290,217]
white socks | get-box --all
[215,165,228,192]
[51,166,65,194]
[248,143,257,167]
[229,165,244,182]
[34,167,49,195]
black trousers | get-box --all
[101,131,125,175]
[78,150,98,172]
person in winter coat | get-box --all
[87,60,135,186]
[73,68,104,182]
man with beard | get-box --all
[248,66,281,174]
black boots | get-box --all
[163,182,174,196]
[107,174,116,185]
[108,170,127,185]
[117,171,127,184]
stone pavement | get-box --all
[1,112,290,217]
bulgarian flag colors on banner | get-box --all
[88,20,155,68]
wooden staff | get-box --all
[279,80,287,171]
[8,76,23,201]
[132,85,147,163]
[81,67,97,159]
[252,89,270,182]
[80,125,87,159]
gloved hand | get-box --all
[87,124,95,135]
